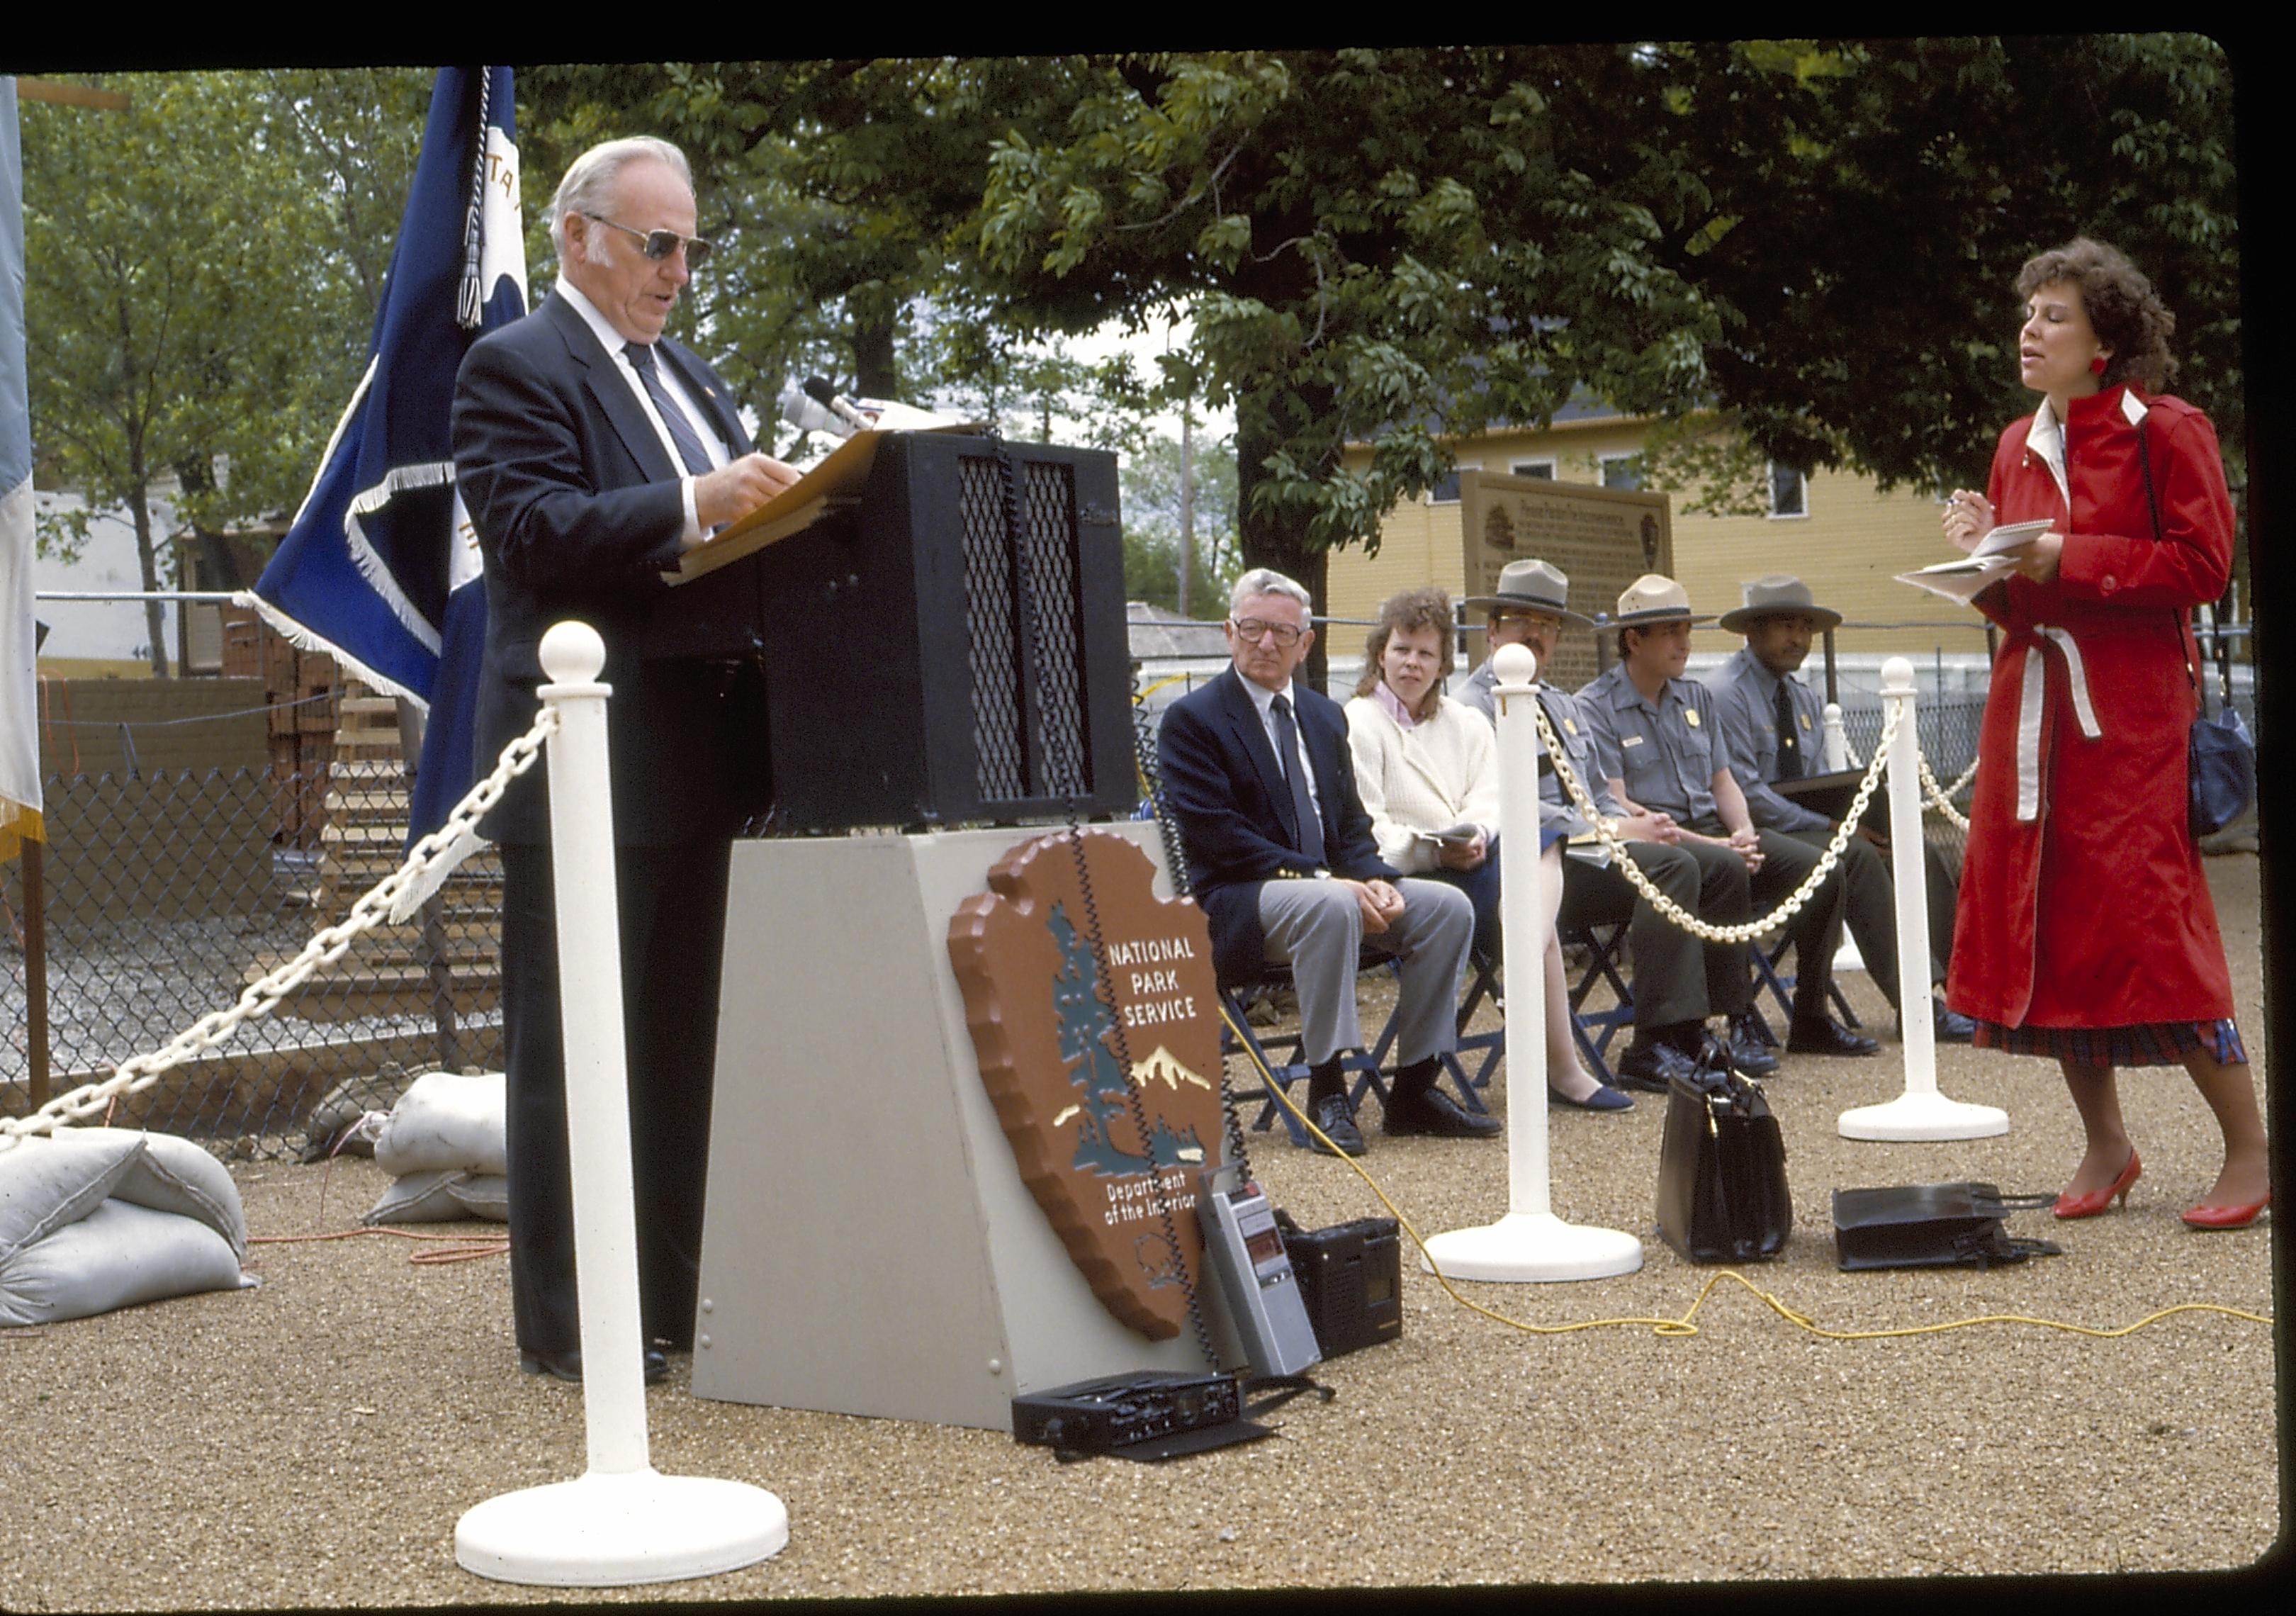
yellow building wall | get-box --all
[1334,419,1988,663]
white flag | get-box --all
[2,79,44,864]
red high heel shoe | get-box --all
[2183,1193,2269,1230]
[2054,1150,2141,1219]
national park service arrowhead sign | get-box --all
[947,830,1225,1341]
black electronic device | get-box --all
[753,432,1137,831]
[1279,1214,1403,1359]
[1011,1370,1252,1457]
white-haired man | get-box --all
[1157,568,1486,1155]
[453,136,799,1384]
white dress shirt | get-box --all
[555,275,729,544]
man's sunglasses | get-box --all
[583,213,713,269]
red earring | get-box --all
[2090,355,2108,376]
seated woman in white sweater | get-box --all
[1344,588,1630,1111]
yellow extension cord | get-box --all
[1221,1004,2272,1344]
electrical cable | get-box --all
[1221,1002,2272,1345]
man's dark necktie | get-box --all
[1774,679,1804,780]
[624,342,716,477]
[1270,695,1327,865]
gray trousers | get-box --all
[1256,877,1475,1067]
[1784,827,1958,1004]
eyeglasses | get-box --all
[1231,617,1305,647]
[583,213,713,269]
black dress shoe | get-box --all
[1933,1004,1977,1043]
[1714,1025,1779,1078]
[1786,1016,1882,1057]
[1385,1084,1502,1138]
[1300,1093,1366,1157]
[1726,1011,1779,1051]
[519,1347,670,1386]
[1614,1038,1706,1093]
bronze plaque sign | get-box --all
[947,829,1225,1341]
[1461,471,1671,692]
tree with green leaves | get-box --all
[967,48,1723,670]
[1120,423,1239,615]
[21,68,429,672]
[1628,35,2241,507]
[961,41,2241,661]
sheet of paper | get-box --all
[1896,557,2015,603]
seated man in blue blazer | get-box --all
[1157,568,1488,1156]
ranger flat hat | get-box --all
[1609,573,1716,627]
[1463,558,1593,626]
[1718,573,1844,634]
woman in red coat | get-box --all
[1942,237,2266,1230]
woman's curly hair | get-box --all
[1355,586,1456,719]
[2017,237,2178,393]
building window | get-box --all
[1767,462,1808,519]
[1429,459,1481,503]
[1599,454,1644,491]
[1509,459,1556,480]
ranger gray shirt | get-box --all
[1574,663,1729,826]
[1702,646,1832,834]
[1457,659,1625,838]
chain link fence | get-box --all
[4,758,503,1161]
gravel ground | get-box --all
[0,855,2278,1607]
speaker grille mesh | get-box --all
[956,454,1088,804]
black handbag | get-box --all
[1655,1067,1791,1264]
[1831,1182,2062,1271]
[2135,415,2256,836]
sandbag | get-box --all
[0,1130,149,1266]
[371,1071,506,1177]
[365,1169,511,1225]
[111,1130,248,1259]
[0,1197,251,1327]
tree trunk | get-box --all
[128,478,169,679]
[1177,404,1196,619]
[851,311,899,400]
[1235,405,1334,692]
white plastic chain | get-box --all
[1918,753,1976,831]
[1524,692,1901,946]
[0,705,561,1153]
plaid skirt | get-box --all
[1970,1017,2246,1068]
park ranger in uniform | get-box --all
[1460,560,1772,1090]
[1575,573,1876,1067]
[1703,573,1975,1043]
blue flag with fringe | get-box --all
[249,66,524,847]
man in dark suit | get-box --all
[451,136,798,1383]
[1157,568,1486,1157]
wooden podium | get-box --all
[690,823,1241,1432]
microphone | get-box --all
[802,375,876,435]
[777,383,854,440]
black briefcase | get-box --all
[1655,1069,1791,1264]
[1830,1182,2062,1271]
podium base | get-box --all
[455,1468,788,1588]
[1838,1092,2010,1142]
[1421,1212,1643,1283]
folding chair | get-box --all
[1220,950,1493,1147]
[1560,919,1637,1087]
[1745,931,1862,1046]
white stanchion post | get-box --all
[1838,657,2008,1143]
[1421,644,1642,1282]
[1818,700,1852,773]
[456,621,789,1587]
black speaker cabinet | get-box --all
[749,432,1136,831]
